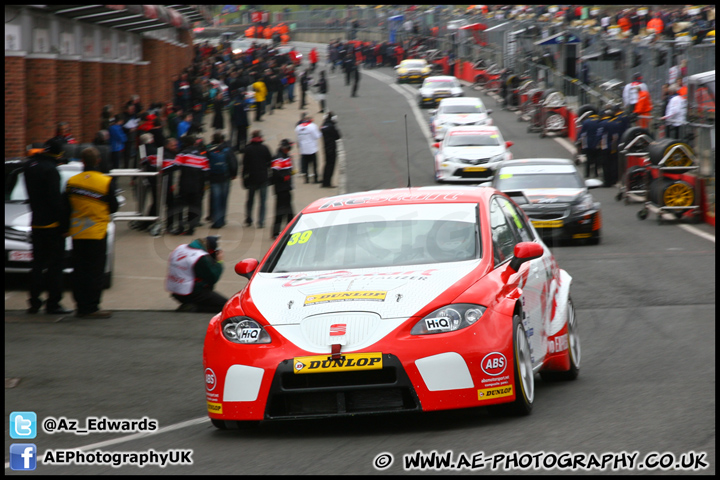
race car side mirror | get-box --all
[394,65,400,69]
[487,109,493,114]
[235,258,259,279]
[505,141,514,148]
[508,242,543,273]
[433,142,440,149]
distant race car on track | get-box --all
[433,125,513,182]
[430,96,493,141]
[489,158,603,245]
[395,59,431,84]
[203,186,580,428]
[417,75,464,108]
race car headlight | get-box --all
[489,154,505,163]
[398,69,407,74]
[222,317,272,344]
[571,194,595,214]
[411,304,487,335]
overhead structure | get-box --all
[16,5,212,32]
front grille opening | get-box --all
[281,367,397,389]
[267,388,418,417]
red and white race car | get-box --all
[203,186,580,428]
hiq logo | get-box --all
[10,444,37,471]
[10,411,37,439]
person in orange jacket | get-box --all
[309,48,318,72]
[634,88,653,129]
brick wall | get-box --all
[5,56,27,158]
[136,63,151,113]
[101,62,120,115]
[57,59,82,145]
[4,31,193,158]
[26,58,58,147]
[119,62,137,110]
[81,61,102,143]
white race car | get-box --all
[434,126,513,182]
[417,76,464,108]
[430,97,493,141]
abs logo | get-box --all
[205,368,217,392]
[480,352,507,376]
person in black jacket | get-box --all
[320,113,341,188]
[315,70,328,113]
[230,90,250,153]
[207,132,238,229]
[175,135,209,235]
[23,138,72,314]
[299,69,311,109]
[271,139,296,239]
[351,60,360,97]
[242,130,272,228]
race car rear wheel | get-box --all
[497,313,534,415]
[540,298,580,381]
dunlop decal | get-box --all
[478,385,513,401]
[207,402,223,414]
[293,352,383,374]
[304,290,387,306]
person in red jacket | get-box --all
[634,89,653,129]
[309,48,318,72]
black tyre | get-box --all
[495,313,534,415]
[619,127,653,153]
[576,104,597,120]
[648,139,694,167]
[540,298,580,381]
[540,88,558,101]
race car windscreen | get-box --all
[446,134,500,147]
[441,105,486,114]
[402,61,426,69]
[269,203,480,272]
[495,171,584,190]
[426,80,456,90]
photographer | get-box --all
[166,235,227,313]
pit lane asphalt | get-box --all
[5,43,715,474]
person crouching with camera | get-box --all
[166,235,228,313]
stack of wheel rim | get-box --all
[539,89,566,137]
[646,139,697,209]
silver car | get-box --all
[417,76,464,108]
[5,160,117,288]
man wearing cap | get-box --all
[295,113,322,184]
[65,147,118,318]
[271,139,296,239]
[23,138,73,314]
[622,73,648,115]
[166,235,227,313]
[242,130,273,228]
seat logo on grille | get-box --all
[329,324,346,336]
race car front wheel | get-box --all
[497,313,534,415]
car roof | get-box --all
[501,158,573,167]
[302,186,496,213]
[425,76,457,82]
[446,125,500,135]
[438,97,483,106]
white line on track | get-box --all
[4,417,208,469]
[678,224,716,243]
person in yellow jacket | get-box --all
[633,88,653,129]
[252,76,267,122]
[65,147,118,318]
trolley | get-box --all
[637,141,701,224]
[615,128,655,204]
[538,90,569,138]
